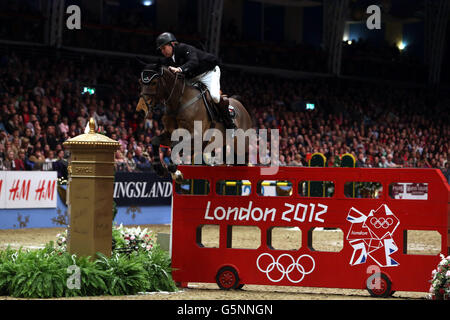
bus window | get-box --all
[216,180,251,196]
[196,224,220,248]
[226,226,261,249]
[257,180,293,197]
[268,227,301,250]
[403,230,441,255]
[298,181,335,197]
[344,182,383,199]
[389,183,428,200]
[308,227,343,252]
[175,179,210,195]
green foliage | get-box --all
[112,225,127,250]
[135,244,178,292]
[0,243,67,298]
[96,252,150,295]
[0,239,177,298]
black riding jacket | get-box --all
[161,43,219,79]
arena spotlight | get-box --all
[397,41,406,51]
[306,103,315,110]
[82,87,95,95]
[142,0,153,6]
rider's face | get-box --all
[160,44,173,58]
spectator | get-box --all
[14,149,26,170]
[114,149,127,172]
[58,116,69,135]
[125,150,136,172]
[46,125,58,150]
[53,150,68,179]
[279,154,286,166]
[443,162,449,184]
[3,150,16,170]
[94,105,110,126]
[290,154,303,166]
[386,154,399,168]
[28,149,45,170]
[118,132,128,150]
[133,146,152,172]
[356,153,366,168]
[379,156,388,168]
[44,150,56,170]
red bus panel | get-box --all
[171,165,450,296]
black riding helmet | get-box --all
[156,32,177,50]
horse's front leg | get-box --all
[151,132,171,177]
[152,131,184,183]
[166,140,184,183]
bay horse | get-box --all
[136,65,253,181]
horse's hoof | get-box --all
[153,163,166,177]
[167,163,177,173]
[170,170,184,184]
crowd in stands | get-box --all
[225,71,448,176]
[0,51,448,183]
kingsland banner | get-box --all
[113,172,172,206]
[0,171,57,209]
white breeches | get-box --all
[188,65,221,103]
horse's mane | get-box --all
[142,64,179,82]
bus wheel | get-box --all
[216,266,240,290]
[366,273,392,298]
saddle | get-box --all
[191,82,235,129]
[192,82,217,123]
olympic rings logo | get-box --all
[256,253,315,283]
[369,217,393,229]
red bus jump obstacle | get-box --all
[170,165,449,297]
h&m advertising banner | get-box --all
[113,172,172,206]
[0,171,57,209]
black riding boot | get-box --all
[217,96,237,130]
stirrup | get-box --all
[228,105,236,118]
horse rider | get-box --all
[155,32,236,130]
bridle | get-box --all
[140,67,185,114]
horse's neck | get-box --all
[164,77,196,112]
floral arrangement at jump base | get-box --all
[427,254,450,300]
[112,224,155,253]
[56,224,156,254]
